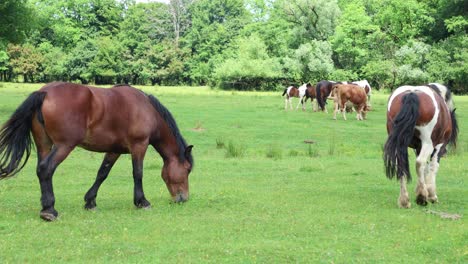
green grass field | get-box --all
[0,82,466,263]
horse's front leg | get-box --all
[340,102,347,120]
[84,152,121,210]
[131,143,151,208]
[36,145,73,221]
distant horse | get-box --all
[352,80,372,107]
[0,82,194,221]
[302,83,317,111]
[426,83,455,111]
[315,80,338,113]
[282,85,307,110]
[329,84,368,120]
[383,85,458,208]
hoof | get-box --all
[428,196,439,204]
[416,194,428,206]
[398,200,411,209]
[135,200,151,209]
[40,209,58,221]
[84,200,97,210]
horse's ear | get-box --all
[185,145,194,156]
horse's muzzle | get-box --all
[174,192,188,203]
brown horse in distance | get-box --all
[0,82,194,221]
[329,84,368,120]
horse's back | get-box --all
[388,86,451,143]
[38,82,155,153]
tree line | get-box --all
[0,0,466,93]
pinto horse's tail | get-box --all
[383,93,419,182]
[282,88,287,97]
[0,92,46,179]
[449,109,458,148]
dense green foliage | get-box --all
[0,0,466,92]
[0,83,466,262]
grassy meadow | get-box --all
[0,82,466,263]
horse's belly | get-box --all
[79,142,130,153]
[79,133,130,153]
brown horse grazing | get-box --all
[329,84,368,120]
[0,82,194,221]
[383,85,458,208]
[282,85,306,110]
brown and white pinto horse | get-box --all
[282,85,307,110]
[328,84,368,120]
[0,82,194,221]
[383,85,458,208]
[300,83,317,111]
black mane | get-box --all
[147,94,193,166]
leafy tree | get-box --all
[283,40,334,82]
[362,60,396,90]
[331,1,378,71]
[184,0,250,84]
[7,44,43,82]
[0,49,10,81]
[65,39,98,84]
[0,0,36,45]
[37,42,68,82]
[214,35,284,90]
[281,0,341,44]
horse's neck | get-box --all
[151,124,180,162]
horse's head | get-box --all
[162,145,193,203]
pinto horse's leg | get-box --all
[426,144,443,203]
[415,142,433,206]
[131,143,151,208]
[36,145,73,221]
[84,153,121,210]
[399,176,411,208]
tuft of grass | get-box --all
[225,141,245,158]
[266,145,283,160]
[288,149,300,157]
[215,137,225,149]
[307,144,319,158]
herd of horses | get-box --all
[282,80,372,120]
[0,81,459,221]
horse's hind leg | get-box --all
[426,144,443,203]
[84,153,120,210]
[415,142,433,206]
[32,119,71,221]
[36,144,73,221]
[131,143,151,208]
[399,176,411,208]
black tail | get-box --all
[0,92,46,179]
[316,84,324,110]
[383,93,419,182]
[449,108,458,148]
[282,88,287,96]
